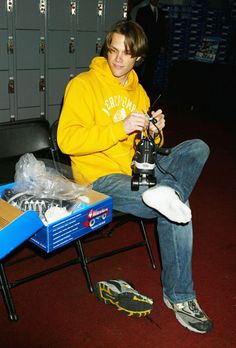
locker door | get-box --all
[15,30,43,119]
[77,0,99,31]
[103,0,128,32]
[46,0,74,124]
[0,1,13,122]
[0,1,7,29]
[0,26,10,122]
[76,0,104,72]
[76,31,102,68]
[0,70,10,123]
[13,0,46,120]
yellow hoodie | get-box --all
[58,57,162,185]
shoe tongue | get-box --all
[176,302,185,310]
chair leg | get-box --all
[139,220,157,269]
[0,263,18,321]
[74,240,94,293]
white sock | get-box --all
[142,186,192,224]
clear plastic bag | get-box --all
[14,153,90,201]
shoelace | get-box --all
[176,300,200,314]
[188,300,201,314]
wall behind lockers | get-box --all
[153,0,236,93]
[0,0,128,124]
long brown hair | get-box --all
[103,20,148,65]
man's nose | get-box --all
[115,51,123,62]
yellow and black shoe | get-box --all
[94,280,153,318]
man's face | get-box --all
[150,0,158,6]
[107,33,138,85]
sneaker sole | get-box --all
[94,282,152,318]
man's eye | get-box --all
[109,48,116,53]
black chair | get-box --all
[50,120,157,292]
[0,118,86,320]
[0,118,156,321]
[0,118,52,184]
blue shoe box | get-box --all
[0,183,112,254]
[0,197,43,259]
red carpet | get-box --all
[1,107,235,348]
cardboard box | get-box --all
[0,183,112,253]
[0,197,43,259]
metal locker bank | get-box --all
[0,0,128,124]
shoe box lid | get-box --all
[0,195,44,259]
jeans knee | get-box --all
[192,139,210,161]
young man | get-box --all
[58,20,213,334]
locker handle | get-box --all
[70,1,76,15]
[97,1,103,17]
[7,37,14,54]
[39,0,46,14]
[69,39,75,54]
[123,2,128,19]
[96,38,102,54]
[7,0,14,12]
[39,37,45,54]
[8,78,15,94]
[39,76,45,92]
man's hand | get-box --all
[123,112,148,135]
[148,109,165,133]
[123,110,165,135]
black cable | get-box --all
[147,121,177,181]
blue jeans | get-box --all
[92,139,210,303]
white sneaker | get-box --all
[164,296,213,334]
